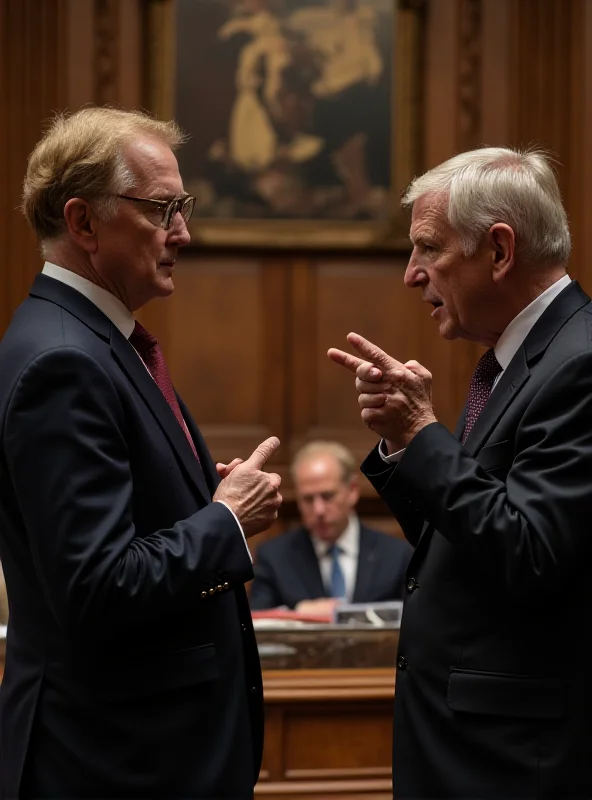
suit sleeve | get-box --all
[372,350,592,601]
[361,446,425,547]
[249,545,284,610]
[391,539,413,599]
[3,347,253,636]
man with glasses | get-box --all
[0,107,282,799]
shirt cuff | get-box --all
[379,438,406,464]
[214,500,252,563]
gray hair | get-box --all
[402,147,571,266]
[291,441,357,484]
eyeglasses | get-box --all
[117,194,196,230]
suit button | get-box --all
[201,591,207,599]
[397,655,408,671]
[407,577,418,592]
[223,582,230,590]
[209,587,216,595]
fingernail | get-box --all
[370,368,380,378]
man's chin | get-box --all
[155,277,175,296]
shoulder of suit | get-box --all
[257,526,311,556]
[361,525,412,551]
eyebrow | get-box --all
[147,191,187,202]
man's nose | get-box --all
[404,259,425,288]
[168,213,191,246]
[312,497,326,515]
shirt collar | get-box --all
[311,515,360,559]
[42,261,136,340]
[494,274,572,371]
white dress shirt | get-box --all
[311,515,360,602]
[41,262,249,553]
[381,274,572,463]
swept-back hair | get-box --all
[402,147,571,266]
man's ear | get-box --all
[63,198,99,253]
[489,223,515,282]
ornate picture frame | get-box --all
[144,0,424,249]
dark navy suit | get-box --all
[363,281,592,798]
[0,275,262,798]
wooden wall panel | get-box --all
[2,0,592,533]
[0,0,69,335]
[288,257,464,466]
[153,258,290,470]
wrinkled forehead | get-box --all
[123,136,183,195]
[410,192,454,240]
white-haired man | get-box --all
[330,147,592,798]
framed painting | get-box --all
[144,0,424,249]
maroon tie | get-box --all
[461,348,502,444]
[130,321,198,459]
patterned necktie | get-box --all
[327,543,346,599]
[130,321,198,459]
[461,348,502,443]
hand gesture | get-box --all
[328,332,436,451]
[213,437,282,538]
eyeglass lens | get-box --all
[164,196,196,229]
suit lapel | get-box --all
[463,280,589,455]
[352,526,376,603]
[413,280,590,561]
[462,349,530,454]
[110,329,212,503]
[30,273,212,502]
[293,530,327,599]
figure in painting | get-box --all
[185,0,391,221]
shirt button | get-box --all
[407,577,418,592]
[397,655,408,671]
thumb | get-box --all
[243,436,281,470]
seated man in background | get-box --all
[250,441,412,612]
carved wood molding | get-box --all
[94,0,119,104]
[457,0,483,150]
[262,668,396,702]
[256,777,392,796]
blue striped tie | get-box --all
[327,544,346,599]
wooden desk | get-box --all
[257,667,395,800]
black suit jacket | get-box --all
[362,280,592,799]
[0,275,263,799]
[249,523,412,610]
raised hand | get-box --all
[213,437,283,538]
[328,332,436,451]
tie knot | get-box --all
[461,348,502,444]
[473,348,502,385]
[326,543,341,557]
[130,321,158,354]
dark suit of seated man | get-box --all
[250,441,412,612]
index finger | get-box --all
[327,347,367,374]
[346,332,405,371]
[244,436,281,469]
